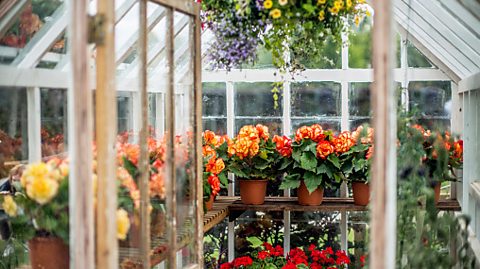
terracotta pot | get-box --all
[151,209,166,238]
[205,194,215,211]
[29,236,69,269]
[297,181,324,206]
[433,183,441,204]
[119,214,140,248]
[352,182,370,206]
[239,179,268,205]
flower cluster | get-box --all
[219,242,357,269]
[229,125,270,159]
[202,130,229,202]
[273,135,293,157]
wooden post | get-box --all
[193,3,204,265]
[165,7,177,268]
[95,0,118,267]
[370,0,397,269]
[67,0,94,267]
[138,0,151,268]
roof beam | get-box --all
[0,0,28,39]
[115,6,166,65]
[11,4,66,68]
[440,0,480,39]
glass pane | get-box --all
[204,219,228,267]
[241,46,274,69]
[290,211,342,249]
[0,1,63,64]
[349,17,372,68]
[291,82,341,117]
[0,87,28,178]
[347,212,369,268]
[41,88,67,157]
[291,119,340,133]
[117,92,133,135]
[203,82,226,117]
[203,118,227,135]
[407,41,435,68]
[349,82,371,117]
[174,11,197,267]
[234,82,282,117]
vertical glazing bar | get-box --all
[156,94,165,137]
[370,1,397,269]
[96,0,118,267]
[450,82,461,200]
[400,36,409,111]
[193,3,204,266]
[226,81,235,196]
[282,81,291,255]
[165,7,177,268]
[138,0,150,268]
[67,0,94,267]
[27,87,41,162]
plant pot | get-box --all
[151,208,166,238]
[119,214,140,248]
[352,182,370,206]
[239,179,268,205]
[433,183,441,204]
[297,181,324,206]
[205,194,215,211]
[29,236,69,269]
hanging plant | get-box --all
[202,0,370,72]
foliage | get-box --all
[341,125,373,183]
[279,124,353,193]
[227,125,284,180]
[396,116,474,268]
[202,0,370,72]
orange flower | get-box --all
[295,126,314,142]
[453,140,463,161]
[366,146,374,160]
[444,141,452,151]
[352,126,374,144]
[203,145,217,158]
[208,175,221,196]
[119,143,140,165]
[316,140,334,159]
[311,124,325,142]
[333,131,355,154]
[206,158,225,174]
[273,135,292,157]
[203,130,217,145]
[255,124,270,141]
[149,173,165,199]
[233,137,260,159]
[239,125,260,142]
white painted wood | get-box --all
[12,4,67,68]
[394,1,474,78]
[370,0,397,268]
[341,81,349,131]
[27,87,41,162]
[228,221,235,262]
[440,0,480,38]
[67,0,94,267]
[459,72,480,94]
[226,82,235,196]
[0,66,69,88]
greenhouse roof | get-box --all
[0,0,479,85]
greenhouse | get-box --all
[0,0,479,268]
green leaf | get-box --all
[302,4,316,14]
[317,163,328,174]
[292,149,302,162]
[255,158,270,170]
[280,174,301,189]
[300,152,317,171]
[218,173,228,187]
[246,236,263,248]
[328,154,341,169]
[228,164,248,178]
[265,263,278,269]
[279,158,293,170]
[304,171,322,193]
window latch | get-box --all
[88,14,106,45]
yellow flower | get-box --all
[270,8,282,19]
[317,0,326,4]
[354,15,360,26]
[346,0,352,8]
[318,10,325,21]
[21,162,52,187]
[264,0,273,9]
[117,208,130,240]
[329,6,339,14]
[366,10,371,17]
[334,0,344,9]
[278,0,288,6]
[26,175,59,205]
[2,196,17,217]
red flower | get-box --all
[263,242,274,251]
[282,262,297,269]
[272,245,284,256]
[220,262,233,269]
[360,255,366,267]
[273,135,293,157]
[335,250,350,265]
[232,256,253,267]
[258,250,270,260]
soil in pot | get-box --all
[29,236,69,269]
[297,181,324,206]
[352,182,370,206]
[239,179,268,205]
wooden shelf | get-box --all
[203,197,234,233]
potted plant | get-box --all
[202,130,229,211]
[342,125,373,206]
[412,125,463,203]
[227,124,281,205]
[280,124,346,206]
